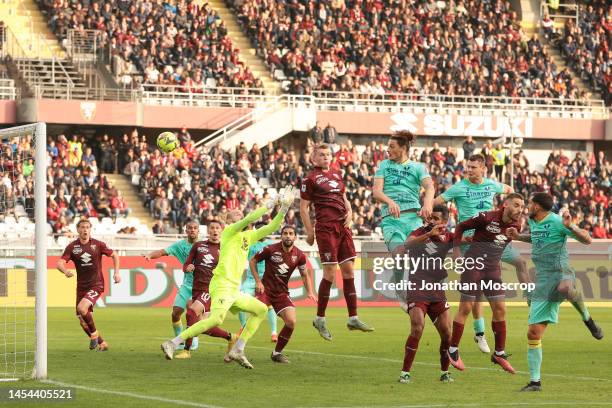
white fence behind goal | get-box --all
[0,123,46,380]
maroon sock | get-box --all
[184,309,198,350]
[492,320,506,353]
[82,311,97,334]
[342,278,358,317]
[274,325,294,353]
[440,337,450,371]
[317,279,333,317]
[205,327,231,340]
[402,335,420,372]
[78,318,91,337]
[450,321,465,348]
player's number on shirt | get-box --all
[476,200,485,209]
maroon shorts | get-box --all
[76,287,103,313]
[256,292,295,315]
[459,267,504,300]
[407,300,450,322]
[192,289,212,312]
[315,222,356,265]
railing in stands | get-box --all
[0,78,16,99]
[311,91,608,118]
[541,1,579,22]
[193,94,290,148]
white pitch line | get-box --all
[298,403,612,408]
[42,379,223,408]
[168,338,612,383]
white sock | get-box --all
[272,351,280,356]
[495,350,505,356]
[315,316,325,322]
[171,336,183,347]
[349,315,359,322]
[233,338,246,352]
[449,346,458,353]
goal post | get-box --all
[0,122,47,380]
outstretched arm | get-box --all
[224,206,270,238]
[253,207,287,241]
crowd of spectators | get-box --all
[228,0,588,101]
[542,1,611,105]
[37,0,263,89]
[126,125,611,238]
[0,131,131,237]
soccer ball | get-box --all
[157,131,179,153]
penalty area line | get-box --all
[169,338,612,383]
[42,379,223,408]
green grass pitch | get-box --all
[1,306,610,408]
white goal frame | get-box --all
[0,122,47,380]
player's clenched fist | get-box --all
[506,227,519,240]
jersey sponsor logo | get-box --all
[277,263,290,275]
[80,252,92,265]
[271,254,283,263]
[72,247,83,255]
[197,246,208,253]
[486,224,501,234]
[315,177,329,185]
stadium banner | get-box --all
[317,111,607,140]
[17,99,251,128]
[0,242,609,307]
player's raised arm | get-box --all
[253,186,296,241]
[224,204,274,238]
[501,183,514,194]
[372,177,401,218]
[562,211,592,245]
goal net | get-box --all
[0,123,46,380]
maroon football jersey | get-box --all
[253,242,307,296]
[61,238,113,291]
[300,167,348,224]
[184,240,220,292]
[454,209,520,268]
[408,225,454,283]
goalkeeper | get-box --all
[161,187,296,369]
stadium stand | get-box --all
[36,0,264,89]
[546,0,611,105]
[227,0,589,100]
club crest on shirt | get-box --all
[91,244,96,251]
[241,237,248,251]
[291,255,298,263]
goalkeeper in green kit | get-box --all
[161,186,297,368]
